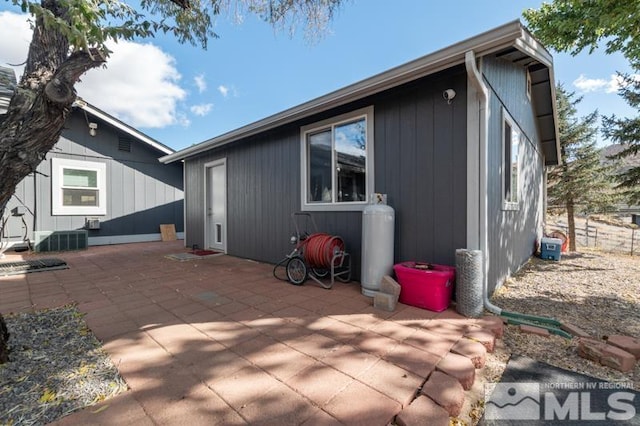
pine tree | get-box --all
[548,85,619,251]
[602,71,640,205]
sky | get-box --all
[0,0,635,151]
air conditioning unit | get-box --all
[34,230,88,252]
[85,218,100,230]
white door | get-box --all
[205,160,226,252]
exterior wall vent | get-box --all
[34,230,88,252]
[118,136,132,152]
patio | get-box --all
[0,241,502,425]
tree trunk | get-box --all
[566,200,577,252]
[0,312,9,364]
[0,0,104,220]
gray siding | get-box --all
[184,68,468,277]
[483,56,545,292]
[375,69,468,266]
[5,109,183,243]
[185,128,305,263]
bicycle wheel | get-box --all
[286,256,307,285]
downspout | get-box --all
[464,50,502,315]
[464,51,570,337]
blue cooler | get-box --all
[540,237,562,261]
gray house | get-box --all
[160,21,560,293]
[1,69,184,250]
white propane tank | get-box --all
[361,193,395,297]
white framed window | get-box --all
[51,158,107,215]
[300,106,374,211]
[502,109,521,211]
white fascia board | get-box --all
[532,62,561,166]
[74,100,175,156]
[513,29,554,68]
[160,20,527,164]
[546,66,562,165]
[513,28,561,165]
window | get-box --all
[502,110,521,210]
[52,158,106,215]
[301,107,374,211]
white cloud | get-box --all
[605,74,625,93]
[190,103,213,116]
[218,85,230,97]
[0,12,33,78]
[78,41,186,128]
[0,11,187,129]
[194,73,207,93]
[176,112,191,128]
[217,84,238,98]
[573,73,640,94]
[572,74,609,93]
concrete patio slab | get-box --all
[0,241,503,425]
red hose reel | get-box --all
[273,213,351,288]
[302,233,345,269]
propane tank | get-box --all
[361,193,395,297]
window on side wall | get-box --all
[51,158,107,215]
[301,106,374,211]
[502,110,521,210]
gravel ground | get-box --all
[0,305,127,426]
[492,248,640,390]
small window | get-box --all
[526,69,532,101]
[502,110,520,210]
[301,107,374,211]
[52,158,106,215]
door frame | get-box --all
[203,158,227,253]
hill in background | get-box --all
[600,144,640,169]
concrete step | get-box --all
[420,371,465,416]
[450,337,487,368]
[395,395,449,426]
[394,314,503,424]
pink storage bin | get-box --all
[393,262,456,312]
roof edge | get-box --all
[160,20,531,164]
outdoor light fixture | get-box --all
[443,89,456,104]
[88,122,97,137]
